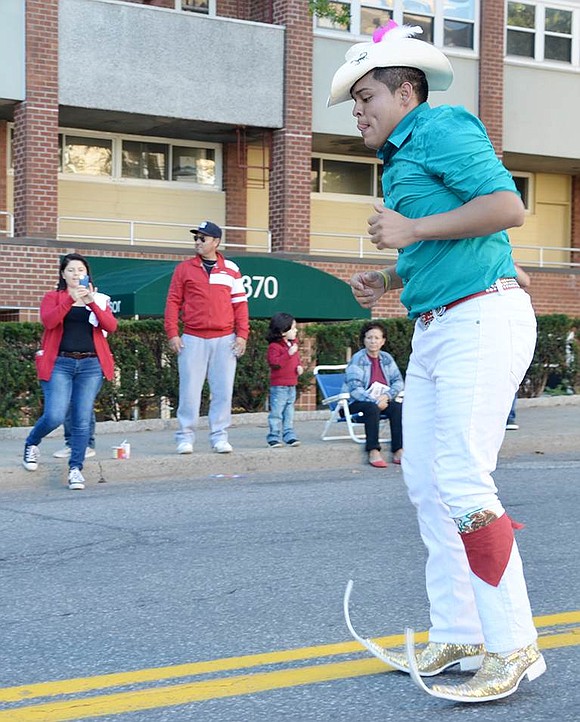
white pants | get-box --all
[176,333,237,448]
[401,287,538,653]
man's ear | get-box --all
[399,81,414,105]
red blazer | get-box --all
[35,291,118,381]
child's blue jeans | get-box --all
[267,385,297,443]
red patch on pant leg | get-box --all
[460,513,514,587]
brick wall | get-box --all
[2,241,578,321]
[572,176,580,266]
[269,1,312,253]
[223,142,248,247]
[479,0,504,155]
[217,0,272,22]
[13,0,59,238]
[0,122,7,235]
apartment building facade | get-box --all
[1,0,579,323]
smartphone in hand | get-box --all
[79,275,90,288]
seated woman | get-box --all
[345,321,404,468]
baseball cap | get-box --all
[190,221,222,239]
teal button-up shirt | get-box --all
[377,103,519,319]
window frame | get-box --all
[177,0,216,16]
[506,1,579,67]
[311,153,383,200]
[511,171,535,213]
[313,0,479,55]
[56,129,222,190]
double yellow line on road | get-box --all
[1,611,578,721]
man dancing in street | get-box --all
[329,22,544,702]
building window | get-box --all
[544,7,572,62]
[312,156,382,197]
[57,131,221,188]
[507,2,575,63]
[172,146,216,184]
[512,173,534,210]
[443,0,475,49]
[122,141,168,180]
[314,0,476,50]
[507,3,537,57]
[315,1,351,31]
[181,0,210,14]
[360,2,394,36]
[60,135,112,176]
[403,0,435,43]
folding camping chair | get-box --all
[313,364,391,444]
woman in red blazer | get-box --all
[23,253,117,490]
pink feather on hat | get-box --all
[372,20,423,44]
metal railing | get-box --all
[509,244,580,269]
[2,211,578,268]
[0,211,14,238]
[56,216,272,253]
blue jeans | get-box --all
[26,356,104,470]
[507,394,517,424]
[267,385,297,444]
[64,408,96,449]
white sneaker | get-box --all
[53,447,96,459]
[506,423,519,431]
[213,441,233,454]
[68,468,85,490]
[23,444,40,471]
[177,442,193,455]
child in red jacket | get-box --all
[266,313,303,447]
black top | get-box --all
[59,306,96,353]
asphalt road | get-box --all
[0,453,578,721]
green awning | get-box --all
[88,256,370,321]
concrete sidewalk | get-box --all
[1,396,579,490]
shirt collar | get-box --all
[377,102,430,161]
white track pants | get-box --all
[176,333,237,448]
[401,287,538,653]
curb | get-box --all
[1,396,578,441]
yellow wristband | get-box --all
[378,269,390,291]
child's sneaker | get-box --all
[268,440,283,448]
[285,439,301,447]
[68,468,85,490]
[22,444,40,471]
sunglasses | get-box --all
[194,234,216,243]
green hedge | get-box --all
[1,315,578,427]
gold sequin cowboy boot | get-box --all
[431,643,546,702]
[430,511,546,700]
[380,641,485,676]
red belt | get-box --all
[419,278,521,328]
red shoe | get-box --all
[369,458,388,468]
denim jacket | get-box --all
[343,349,404,404]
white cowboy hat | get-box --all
[328,22,454,107]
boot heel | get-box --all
[526,654,546,681]
[459,654,484,671]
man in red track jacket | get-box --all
[164,221,249,455]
